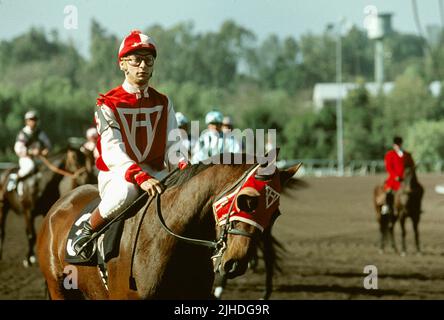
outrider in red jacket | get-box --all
[384,150,414,191]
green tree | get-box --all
[283,106,337,160]
[382,73,435,141]
[86,20,121,91]
[343,83,374,161]
[405,120,444,165]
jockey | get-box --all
[7,110,51,194]
[81,127,100,160]
[221,116,241,153]
[221,116,233,133]
[72,30,187,258]
[191,110,224,164]
[176,112,189,130]
[382,136,410,214]
[175,111,196,159]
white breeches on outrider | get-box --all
[18,157,35,177]
[97,168,169,220]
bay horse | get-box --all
[37,153,300,299]
[373,152,424,255]
[59,146,97,196]
[373,185,398,253]
[0,147,94,266]
[395,156,424,255]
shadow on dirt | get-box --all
[276,283,403,297]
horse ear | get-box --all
[279,163,302,186]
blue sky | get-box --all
[0,0,441,57]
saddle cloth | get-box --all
[65,197,124,265]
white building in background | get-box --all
[312,81,442,111]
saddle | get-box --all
[65,191,146,266]
[65,197,124,266]
[64,193,148,289]
[5,167,39,195]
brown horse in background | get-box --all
[37,153,300,299]
[373,152,424,255]
[373,185,398,253]
[58,146,97,196]
[0,146,95,266]
[395,161,424,255]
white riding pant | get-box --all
[97,167,169,220]
[18,157,35,177]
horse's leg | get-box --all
[0,198,10,260]
[23,208,37,267]
[379,217,386,253]
[249,246,259,273]
[399,215,407,256]
[387,213,397,254]
[413,217,421,255]
[213,273,228,299]
[262,232,274,300]
[46,277,66,300]
[389,225,398,254]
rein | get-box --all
[38,155,86,178]
[155,163,260,250]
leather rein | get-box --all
[38,155,87,178]
[156,163,260,250]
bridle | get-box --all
[154,163,262,273]
[156,163,261,248]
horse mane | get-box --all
[165,162,213,188]
[166,153,258,188]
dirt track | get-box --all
[2,174,444,300]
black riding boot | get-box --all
[384,190,394,214]
[72,208,106,260]
[72,221,95,260]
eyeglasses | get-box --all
[122,55,155,67]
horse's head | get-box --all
[213,161,301,278]
[65,146,97,185]
[401,164,417,195]
[401,152,417,192]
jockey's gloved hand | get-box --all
[140,178,164,196]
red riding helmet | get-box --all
[118,30,157,59]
